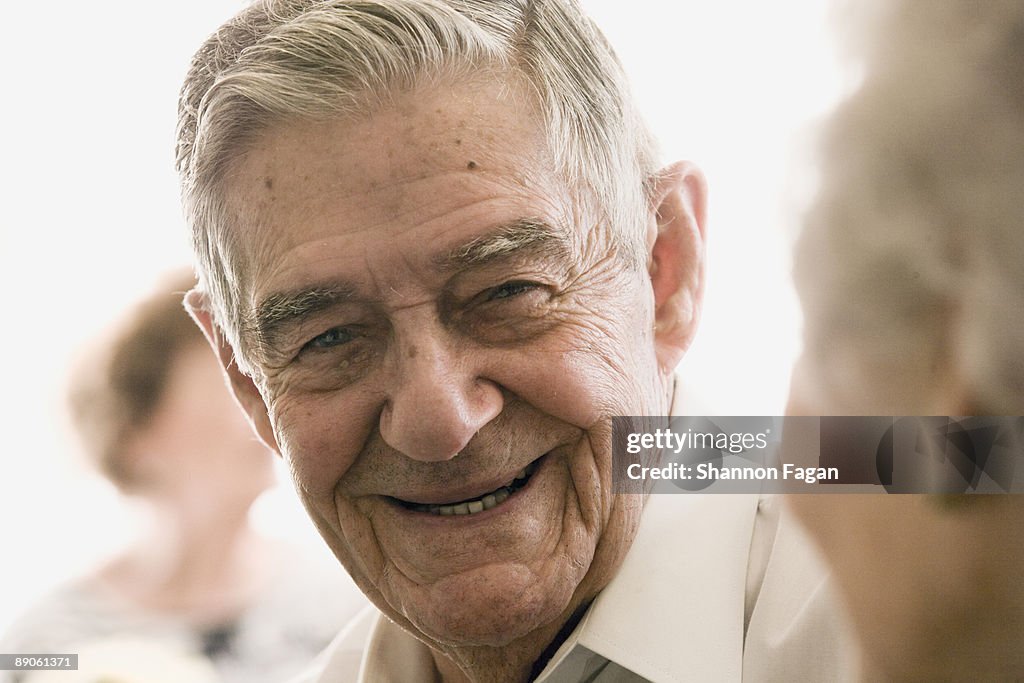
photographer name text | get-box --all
[626,462,839,484]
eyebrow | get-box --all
[433,218,572,271]
[248,218,573,354]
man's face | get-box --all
[221,80,679,650]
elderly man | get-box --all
[176,1,851,680]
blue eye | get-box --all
[306,327,354,349]
[487,281,537,301]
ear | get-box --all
[183,288,281,455]
[646,161,708,373]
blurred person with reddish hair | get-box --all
[0,270,366,683]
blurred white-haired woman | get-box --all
[788,1,1024,680]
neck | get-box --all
[101,498,271,624]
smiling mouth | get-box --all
[398,459,541,516]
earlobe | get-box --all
[183,288,282,455]
[646,161,708,373]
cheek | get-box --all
[485,345,640,434]
[518,319,657,424]
[269,389,380,499]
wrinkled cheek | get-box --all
[269,394,373,499]
[558,347,654,419]
[272,412,388,590]
[330,495,389,590]
[535,331,649,418]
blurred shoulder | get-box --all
[286,606,379,683]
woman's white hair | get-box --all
[175,0,659,368]
[794,0,1024,413]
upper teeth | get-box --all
[411,461,538,516]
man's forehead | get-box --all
[235,78,548,188]
[221,78,563,259]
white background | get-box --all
[0,1,849,631]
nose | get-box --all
[379,326,503,461]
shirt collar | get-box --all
[534,494,758,682]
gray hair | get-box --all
[176,0,659,369]
[794,0,1024,413]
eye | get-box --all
[486,281,540,302]
[304,326,355,350]
[456,279,557,344]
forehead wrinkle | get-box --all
[434,218,574,271]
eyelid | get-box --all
[302,325,356,351]
[486,280,542,301]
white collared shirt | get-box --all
[294,493,857,682]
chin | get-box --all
[402,562,582,649]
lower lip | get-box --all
[390,454,550,526]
